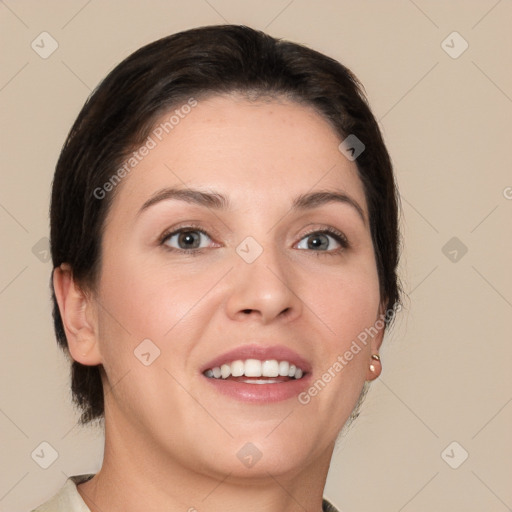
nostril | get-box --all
[242,309,253,314]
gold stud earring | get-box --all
[369,354,380,372]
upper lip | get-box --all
[201,344,312,374]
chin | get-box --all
[210,427,330,479]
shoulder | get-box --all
[322,497,341,512]
[31,474,94,512]
[31,476,340,512]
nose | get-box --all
[224,243,303,325]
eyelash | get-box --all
[158,224,349,256]
[158,223,211,257]
[299,226,349,256]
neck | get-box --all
[78,412,333,512]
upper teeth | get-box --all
[205,359,304,380]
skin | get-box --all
[54,94,384,512]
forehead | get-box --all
[110,94,367,216]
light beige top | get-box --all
[31,474,94,512]
[32,474,340,511]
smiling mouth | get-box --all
[204,358,305,383]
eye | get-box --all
[296,228,348,252]
[161,227,214,251]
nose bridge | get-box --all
[225,234,302,323]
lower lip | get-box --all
[203,375,311,403]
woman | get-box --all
[35,24,401,512]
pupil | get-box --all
[179,231,199,248]
[309,234,327,250]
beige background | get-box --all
[1,1,511,511]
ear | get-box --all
[53,264,102,366]
[365,302,386,382]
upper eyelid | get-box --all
[160,225,348,248]
[159,224,213,243]
[297,227,349,248]
[301,226,346,238]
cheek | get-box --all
[297,262,379,420]
[304,255,381,344]
[97,250,206,338]
[94,251,230,383]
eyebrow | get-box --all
[292,190,365,223]
[138,187,366,223]
[138,188,229,214]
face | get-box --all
[87,95,383,479]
